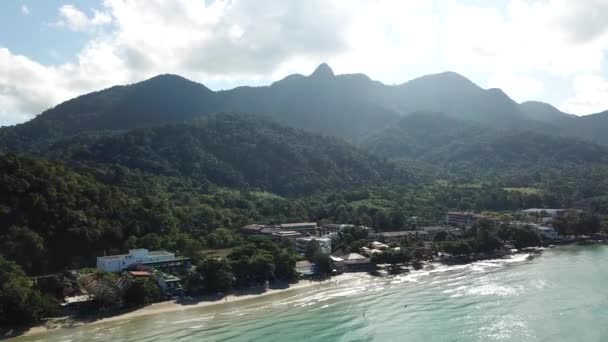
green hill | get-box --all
[48,113,414,196]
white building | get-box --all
[97,249,176,273]
[295,237,332,255]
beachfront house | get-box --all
[342,253,373,272]
[530,224,559,240]
[330,256,345,273]
[295,260,317,276]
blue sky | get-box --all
[1,0,608,126]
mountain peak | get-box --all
[310,63,335,78]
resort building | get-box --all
[376,230,430,241]
[240,224,267,235]
[295,260,317,276]
[420,226,464,240]
[97,249,177,273]
[330,256,345,273]
[156,271,183,296]
[280,222,317,235]
[446,212,496,229]
[530,224,559,240]
[295,237,332,255]
[520,208,582,221]
[271,230,302,246]
[342,253,373,272]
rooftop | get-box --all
[272,230,301,237]
[377,230,429,237]
[342,253,370,264]
[98,249,174,261]
[280,222,317,228]
[295,260,313,268]
[421,226,450,232]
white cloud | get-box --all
[54,4,112,32]
[488,73,545,102]
[21,4,30,15]
[560,74,608,114]
[2,0,608,125]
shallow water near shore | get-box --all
[10,244,608,342]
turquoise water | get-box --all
[12,245,608,342]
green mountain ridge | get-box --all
[5,63,608,152]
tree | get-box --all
[314,253,332,276]
[274,251,297,282]
[0,256,59,326]
[512,227,541,249]
[305,240,321,261]
[194,258,233,293]
[433,231,447,242]
[124,278,161,306]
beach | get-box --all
[20,275,352,338]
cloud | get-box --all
[488,73,545,102]
[53,4,112,32]
[21,4,30,15]
[2,0,608,126]
[560,74,608,114]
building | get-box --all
[97,249,179,273]
[330,256,345,273]
[295,237,332,255]
[127,270,152,278]
[530,224,559,240]
[295,260,317,276]
[520,208,581,220]
[446,212,496,229]
[342,253,373,272]
[271,230,302,246]
[420,226,464,240]
[156,272,183,296]
[240,224,267,235]
[376,230,430,241]
[280,222,317,235]
[371,241,389,250]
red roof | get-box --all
[128,271,151,277]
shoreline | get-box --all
[11,241,606,339]
[17,275,350,338]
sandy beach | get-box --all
[20,275,351,338]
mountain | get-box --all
[363,112,608,183]
[48,113,413,196]
[565,110,608,146]
[389,72,534,130]
[2,63,608,153]
[362,112,491,160]
[0,75,219,152]
[519,101,575,124]
[218,63,399,140]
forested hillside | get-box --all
[3,64,608,279]
[48,114,412,196]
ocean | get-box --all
[11,244,608,342]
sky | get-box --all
[1,0,608,126]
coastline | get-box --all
[13,241,606,339]
[18,275,351,338]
